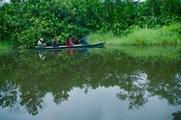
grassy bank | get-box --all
[0,42,12,56]
[88,23,181,46]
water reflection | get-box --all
[172,111,181,120]
[37,48,90,60]
[0,48,180,119]
[38,52,46,60]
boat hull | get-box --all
[35,42,105,50]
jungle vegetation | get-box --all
[0,0,181,48]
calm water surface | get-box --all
[0,47,181,120]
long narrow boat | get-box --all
[35,42,105,50]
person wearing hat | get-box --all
[38,38,46,47]
[52,37,59,47]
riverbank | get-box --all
[88,23,181,46]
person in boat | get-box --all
[65,37,74,47]
[73,38,80,44]
[38,38,46,47]
[52,37,59,47]
[80,35,88,46]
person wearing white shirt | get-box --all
[38,38,46,47]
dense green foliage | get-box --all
[0,0,181,47]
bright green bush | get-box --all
[89,23,181,46]
[120,23,181,45]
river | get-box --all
[0,46,180,120]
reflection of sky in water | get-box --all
[0,87,180,120]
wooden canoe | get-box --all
[35,42,105,50]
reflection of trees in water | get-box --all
[0,50,180,115]
[145,62,181,105]
[0,81,44,115]
[19,87,44,115]
[172,111,181,120]
[110,69,148,110]
[0,81,18,108]
[52,90,69,105]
